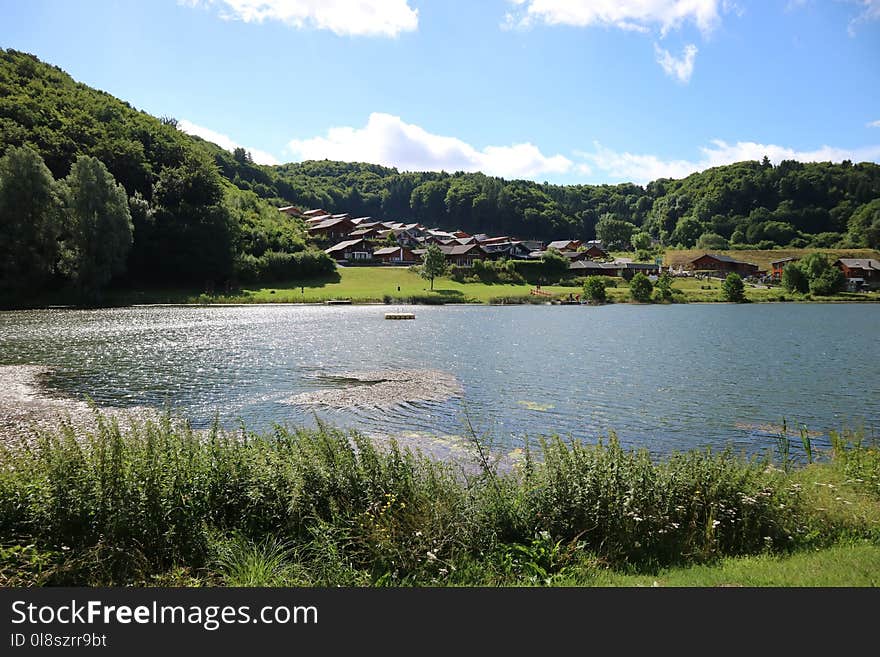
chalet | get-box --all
[325,239,373,262]
[581,244,609,259]
[308,217,356,241]
[770,257,800,279]
[835,258,880,285]
[569,261,620,276]
[414,244,489,267]
[481,241,533,260]
[278,205,303,217]
[546,240,582,252]
[477,236,511,246]
[302,208,329,218]
[305,214,333,225]
[373,246,419,265]
[443,244,489,267]
[688,253,759,276]
[350,216,372,226]
[348,226,382,240]
[331,213,351,221]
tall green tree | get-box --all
[629,272,653,302]
[63,155,133,299]
[595,215,636,250]
[781,263,808,294]
[420,244,448,290]
[0,145,62,292]
[582,276,606,302]
[722,273,746,302]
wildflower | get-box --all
[414,531,422,537]
[712,520,721,528]
[426,550,437,562]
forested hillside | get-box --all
[1,48,879,303]
[0,49,330,301]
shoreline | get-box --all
[0,365,155,445]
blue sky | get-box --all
[2,0,879,184]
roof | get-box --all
[438,244,484,256]
[570,261,620,270]
[836,258,880,270]
[302,209,328,217]
[547,240,579,250]
[348,227,378,236]
[278,205,301,213]
[325,239,367,254]
[770,256,800,265]
[692,253,756,266]
[373,246,412,256]
[308,217,352,231]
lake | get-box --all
[0,303,877,458]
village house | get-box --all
[546,240,582,252]
[302,208,329,219]
[308,216,356,242]
[414,244,489,267]
[481,241,533,260]
[373,246,419,265]
[835,258,880,288]
[770,256,800,279]
[687,253,759,277]
[581,244,609,259]
[324,238,373,262]
[278,205,303,217]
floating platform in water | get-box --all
[385,312,415,320]
[325,299,352,305]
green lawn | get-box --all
[231,268,879,305]
[563,542,880,587]
[239,267,578,304]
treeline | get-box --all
[260,159,880,250]
[3,47,879,296]
[0,50,331,302]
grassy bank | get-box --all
[1,414,877,587]
[105,266,880,305]
[4,249,880,308]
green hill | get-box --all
[1,48,878,303]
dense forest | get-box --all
[1,49,879,301]
[0,49,330,301]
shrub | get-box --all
[781,263,809,294]
[629,273,653,302]
[582,276,607,302]
[809,268,845,296]
[722,273,746,302]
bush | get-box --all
[582,276,607,302]
[809,268,845,296]
[234,249,335,284]
[652,272,675,302]
[629,273,653,302]
[781,263,809,294]
[722,273,746,302]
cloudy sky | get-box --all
[3,0,879,184]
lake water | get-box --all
[0,303,877,458]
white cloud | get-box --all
[577,139,880,183]
[286,113,573,180]
[868,120,880,128]
[178,119,280,165]
[654,43,698,82]
[848,0,880,34]
[181,0,418,37]
[505,0,723,37]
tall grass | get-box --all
[0,413,876,585]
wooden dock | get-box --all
[385,312,415,320]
